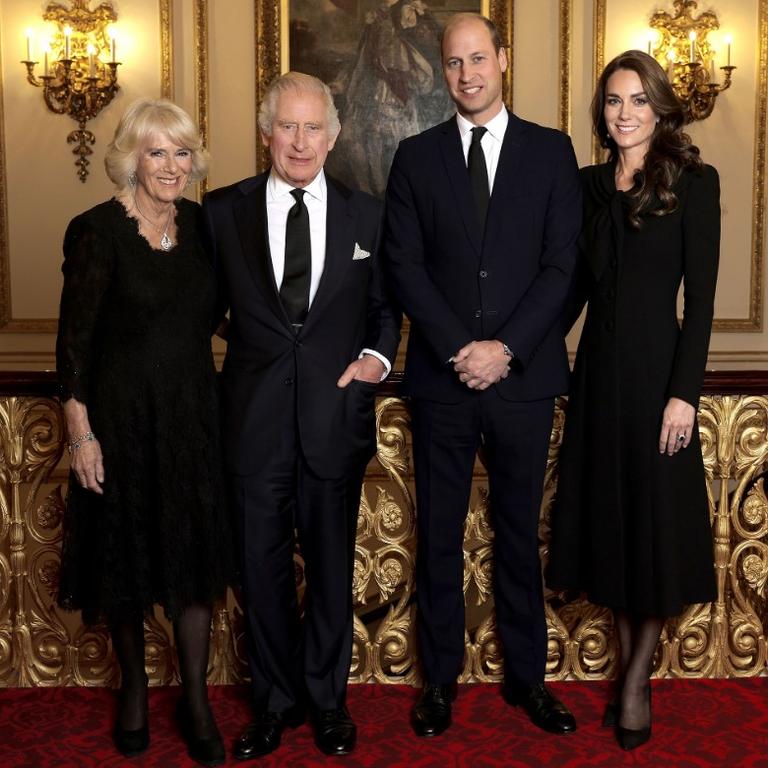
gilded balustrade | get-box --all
[0,372,767,687]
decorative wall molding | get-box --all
[160,0,174,100]
[194,0,209,198]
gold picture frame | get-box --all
[253,0,515,189]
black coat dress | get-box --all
[56,198,234,623]
[546,161,719,616]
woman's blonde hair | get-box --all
[105,98,209,192]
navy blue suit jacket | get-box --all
[384,111,582,402]
[204,171,401,478]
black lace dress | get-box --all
[56,198,234,623]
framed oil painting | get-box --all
[255,0,514,197]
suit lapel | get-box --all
[438,119,482,255]
[302,176,356,329]
[488,111,526,206]
[232,177,288,324]
[483,110,527,248]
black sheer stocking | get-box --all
[612,611,633,700]
[615,610,664,730]
[174,603,218,740]
[110,612,148,731]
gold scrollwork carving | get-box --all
[2,392,768,687]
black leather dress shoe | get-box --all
[411,684,456,738]
[313,706,356,756]
[113,723,149,758]
[232,708,304,760]
[502,682,577,734]
[175,699,225,767]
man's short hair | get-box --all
[258,71,341,139]
[440,13,502,55]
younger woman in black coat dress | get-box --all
[546,51,719,750]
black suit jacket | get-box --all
[203,171,401,478]
[384,111,582,402]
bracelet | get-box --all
[67,431,95,454]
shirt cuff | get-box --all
[359,349,391,381]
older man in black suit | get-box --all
[384,13,581,738]
[203,72,400,759]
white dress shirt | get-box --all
[266,169,391,377]
[456,104,508,192]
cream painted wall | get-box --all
[0,0,766,369]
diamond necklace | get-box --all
[133,195,175,251]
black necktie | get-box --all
[280,189,311,326]
[468,126,489,226]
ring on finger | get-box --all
[677,434,686,442]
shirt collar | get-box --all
[456,104,508,143]
[267,168,327,203]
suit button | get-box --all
[284,377,294,385]
[604,321,614,332]
[479,269,488,278]
[474,309,482,318]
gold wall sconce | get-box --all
[21,1,121,182]
[648,0,735,123]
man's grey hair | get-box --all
[258,71,341,139]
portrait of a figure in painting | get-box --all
[290,0,483,198]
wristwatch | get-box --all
[500,341,514,359]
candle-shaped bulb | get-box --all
[87,43,95,77]
[725,34,733,67]
[43,44,49,77]
[25,28,33,61]
[646,30,655,56]
[107,25,116,62]
[689,30,696,64]
[666,48,676,76]
[64,25,72,60]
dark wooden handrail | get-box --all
[1,369,766,397]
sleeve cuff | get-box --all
[360,349,391,381]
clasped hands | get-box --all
[453,340,510,390]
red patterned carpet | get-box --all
[2,679,767,767]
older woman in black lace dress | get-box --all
[56,98,232,767]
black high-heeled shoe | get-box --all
[175,698,225,767]
[616,684,652,751]
[113,688,149,757]
[113,723,149,758]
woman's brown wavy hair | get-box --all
[592,49,702,228]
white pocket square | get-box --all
[352,243,371,260]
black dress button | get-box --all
[479,270,488,278]
[605,288,615,300]
[604,321,614,332]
